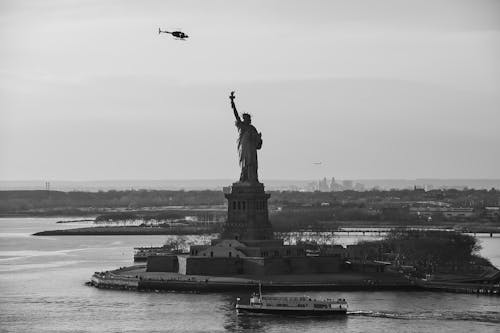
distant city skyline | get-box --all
[2,178,500,192]
[1,0,499,180]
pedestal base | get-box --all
[221,181,273,240]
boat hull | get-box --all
[236,306,347,316]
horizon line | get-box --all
[2,178,500,182]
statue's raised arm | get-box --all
[230,91,242,123]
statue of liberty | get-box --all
[229,91,262,183]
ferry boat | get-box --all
[236,286,348,316]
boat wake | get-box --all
[347,310,500,324]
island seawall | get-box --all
[89,265,418,292]
[88,268,500,295]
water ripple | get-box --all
[348,309,500,324]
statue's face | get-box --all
[243,114,251,124]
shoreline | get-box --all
[34,225,500,236]
[34,226,219,236]
[88,266,419,292]
[87,266,500,295]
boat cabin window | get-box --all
[313,304,327,309]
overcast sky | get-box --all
[1,0,499,181]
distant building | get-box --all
[413,185,426,192]
[442,207,475,219]
[482,207,500,220]
[330,178,343,191]
[342,180,353,190]
[318,177,329,192]
[306,181,318,191]
[329,177,336,191]
[354,182,365,191]
[424,184,434,191]
[409,206,476,220]
[409,207,443,219]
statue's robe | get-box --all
[236,120,262,183]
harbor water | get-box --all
[1,217,499,332]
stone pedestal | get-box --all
[221,181,274,241]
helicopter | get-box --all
[158,28,189,40]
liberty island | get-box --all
[87,93,500,294]
[88,93,416,292]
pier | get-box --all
[279,228,500,237]
[416,280,500,295]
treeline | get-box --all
[355,230,492,274]
[270,209,337,232]
[1,188,498,215]
[95,210,226,223]
[270,188,499,208]
[0,190,225,214]
[269,207,381,231]
[93,208,371,231]
[95,211,184,222]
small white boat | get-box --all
[236,285,348,316]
